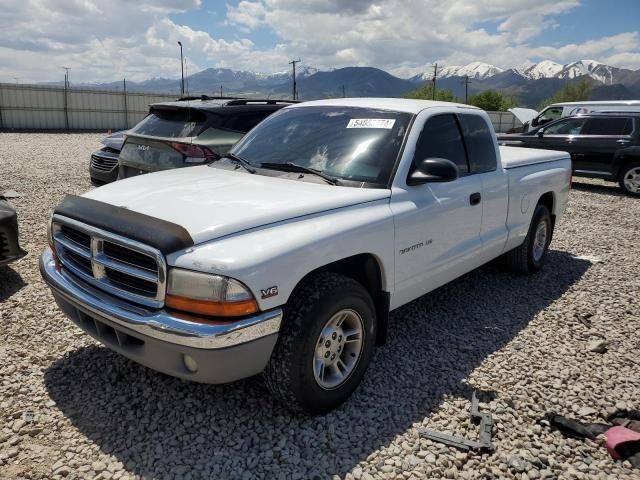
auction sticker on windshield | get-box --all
[347,119,396,129]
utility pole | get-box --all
[177,41,185,95]
[461,75,471,103]
[431,63,438,100]
[289,59,301,100]
[123,78,128,128]
[62,67,70,131]
[220,85,223,97]
[63,67,71,88]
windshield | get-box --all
[228,106,413,186]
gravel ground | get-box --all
[1,132,638,480]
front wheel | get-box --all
[263,272,376,414]
[504,204,552,274]
[618,161,640,197]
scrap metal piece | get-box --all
[471,391,494,449]
[418,391,494,451]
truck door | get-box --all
[575,116,634,177]
[459,114,509,262]
[391,114,483,306]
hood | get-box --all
[508,108,538,124]
[84,166,390,244]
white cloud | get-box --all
[0,0,638,83]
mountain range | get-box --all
[59,60,640,108]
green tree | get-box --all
[403,83,456,102]
[538,78,594,110]
[468,90,517,111]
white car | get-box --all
[527,100,640,131]
[41,98,571,413]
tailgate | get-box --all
[118,135,187,173]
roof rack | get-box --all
[177,95,245,101]
[224,99,300,106]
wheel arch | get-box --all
[536,191,556,239]
[292,253,390,346]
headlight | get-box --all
[166,269,258,317]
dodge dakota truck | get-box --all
[41,99,571,413]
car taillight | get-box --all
[169,142,220,163]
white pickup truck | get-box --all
[41,99,571,413]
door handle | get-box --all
[617,139,630,145]
[469,192,481,206]
[566,138,577,143]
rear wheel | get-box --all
[618,161,640,197]
[263,272,376,414]
[504,204,552,274]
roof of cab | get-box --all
[285,97,480,114]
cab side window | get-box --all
[413,114,469,175]
[459,114,497,173]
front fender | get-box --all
[166,199,395,311]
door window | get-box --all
[459,114,497,173]
[413,115,469,174]
[582,117,633,135]
[544,117,587,135]
[540,107,563,121]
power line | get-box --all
[289,59,301,100]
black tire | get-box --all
[618,161,640,197]
[263,272,376,414]
[504,204,552,274]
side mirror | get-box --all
[531,117,539,127]
[408,158,459,186]
[537,129,545,138]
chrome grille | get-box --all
[51,214,166,308]
[90,154,118,172]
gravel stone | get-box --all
[1,134,638,479]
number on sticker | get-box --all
[346,119,396,129]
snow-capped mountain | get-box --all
[416,59,627,84]
[417,62,504,80]
[515,60,563,80]
[556,60,618,84]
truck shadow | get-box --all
[44,250,591,479]
[0,266,26,302]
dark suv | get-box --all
[497,112,640,196]
[118,98,296,180]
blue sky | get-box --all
[0,0,639,82]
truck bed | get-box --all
[499,145,569,169]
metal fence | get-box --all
[486,111,521,133]
[0,83,177,131]
[0,82,522,133]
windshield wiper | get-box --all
[259,162,341,185]
[220,153,256,173]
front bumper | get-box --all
[89,150,119,185]
[40,248,282,383]
[0,199,27,266]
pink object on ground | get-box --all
[604,426,640,460]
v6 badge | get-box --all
[261,286,278,299]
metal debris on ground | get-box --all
[418,391,494,451]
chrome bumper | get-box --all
[40,248,282,383]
